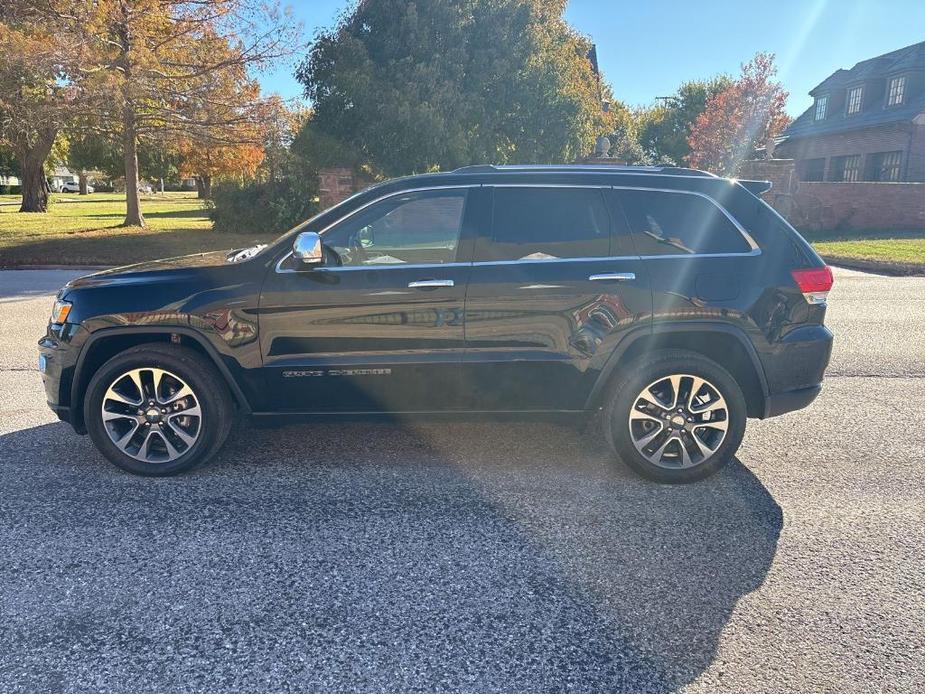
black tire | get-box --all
[84,343,234,476]
[602,349,747,483]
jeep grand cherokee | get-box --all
[38,165,834,482]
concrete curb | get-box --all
[0,265,113,271]
[823,255,925,277]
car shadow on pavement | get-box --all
[0,420,781,693]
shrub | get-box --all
[210,178,320,234]
[0,185,22,195]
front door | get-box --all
[259,187,477,413]
[461,185,651,411]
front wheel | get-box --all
[603,350,747,483]
[84,344,234,476]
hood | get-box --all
[63,248,261,291]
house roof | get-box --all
[783,40,925,140]
[810,40,925,94]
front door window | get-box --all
[322,189,468,267]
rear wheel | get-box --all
[84,344,234,476]
[603,350,747,483]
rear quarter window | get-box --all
[616,189,752,256]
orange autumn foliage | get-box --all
[178,140,264,181]
[687,53,791,176]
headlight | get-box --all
[51,299,73,324]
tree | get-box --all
[687,54,790,175]
[604,102,652,165]
[0,145,20,181]
[66,131,120,194]
[138,136,182,193]
[178,139,264,199]
[297,0,611,175]
[636,76,732,165]
[175,72,266,199]
[0,13,75,211]
[258,97,310,183]
[21,0,300,226]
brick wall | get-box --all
[738,159,798,195]
[318,167,357,209]
[907,119,925,181]
[738,158,925,231]
[792,181,925,230]
[318,167,376,209]
[774,122,924,182]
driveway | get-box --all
[0,267,923,693]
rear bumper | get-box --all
[759,324,833,418]
[763,384,822,418]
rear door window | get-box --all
[478,187,611,262]
[615,189,751,256]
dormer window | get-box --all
[887,76,906,106]
[814,96,828,120]
[847,86,863,114]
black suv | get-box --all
[38,165,834,482]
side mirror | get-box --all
[293,231,323,265]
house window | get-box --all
[799,158,826,182]
[846,86,863,114]
[830,154,862,182]
[887,76,906,106]
[814,96,827,120]
[867,151,903,181]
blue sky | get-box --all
[260,0,925,118]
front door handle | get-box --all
[408,279,455,289]
[588,272,635,282]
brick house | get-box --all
[775,40,925,183]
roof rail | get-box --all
[451,163,716,178]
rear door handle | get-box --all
[588,272,635,282]
[408,279,455,288]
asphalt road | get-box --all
[0,267,922,693]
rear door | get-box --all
[259,186,479,413]
[612,187,763,327]
[461,185,651,411]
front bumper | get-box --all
[38,322,87,432]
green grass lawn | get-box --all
[802,229,925,267]
[0,192,279,267]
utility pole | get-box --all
[587,44,609,113]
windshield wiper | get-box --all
[227,244,267,263]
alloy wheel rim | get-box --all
[627,373,729,469]
[101,367,202,463]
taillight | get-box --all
[791,266,833,305]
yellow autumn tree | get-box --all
[0,9,83,212]
[178,140,264,199]
[13,0,301,226]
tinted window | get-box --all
[322,189,466,266]
[616,189,751,256]
[799,158,825,182]
[479,187,610,261]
